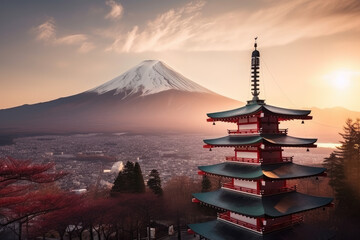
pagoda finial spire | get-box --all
[250,37,260,102]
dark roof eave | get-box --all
[192,189,333,218]
[204,135,317,148]
[207,104,311,121]
[198,162,326,180]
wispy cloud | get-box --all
[107,0,360,53]
[105,0,123,20]
[78,42,96,53]
[106,0,207,52]
[35,18,56,42]
[55,34,88,45]
[34,18,95,53]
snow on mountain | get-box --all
[88,60,213,97]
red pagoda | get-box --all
[188,40,333,239]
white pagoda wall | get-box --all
[234,179,257,189]
[230,212,257,225]
[238,117,257,124]
[238,124,257,130]
[237,151,257,159]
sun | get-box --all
[332,71,351,89]
[325,70,353,89]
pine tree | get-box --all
[336,119,360,199]
[147,169,163,196]
[323,153,345,198]
[112,170,125,192]
[324,118,360,215]
[133,162,145,193]
[123,161,135,190]
[112,161,145,193]
[201,175,212,192]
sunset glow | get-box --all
[0,0,360,111]
[326,70,353,90]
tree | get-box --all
[147,169,163,196]
[112,161,133,193]
[337,119,360,198]
[134,162,145,193]
[30,194,83,240]
[112,171,125,193]
[112,161,145,194]
[163,176,202,240]
[201,175,211,192]
[323,119,360,237]
[326,119,360,202]
[0,157,67,240]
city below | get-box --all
[0,133,336,192]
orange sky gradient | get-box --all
[1,0,360,111]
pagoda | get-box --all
[188,40,333,239]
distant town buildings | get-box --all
[0,133,332,191]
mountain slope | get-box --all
[0,60,240,135]
[88,60,212,97]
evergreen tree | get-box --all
[123,161,135,191]
[336,119,360,199]
[323,118,360,215]
[201,175,212,192]
[134,162,145,193]
[112,161,145,193]
[323,153,346,199]
[147,169,163,196]
[112,171,125,192]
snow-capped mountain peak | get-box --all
[88,60,213,97]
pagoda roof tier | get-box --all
[188,220,334,240]
[207,103,312,121]
[192,189,332,218]
[204,135,317,148]
[198,162,326,180]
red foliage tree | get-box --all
[0,156,68,240]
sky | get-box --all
[1,0,360,111]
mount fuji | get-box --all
[0,60,240,135]
[88,60,213,97]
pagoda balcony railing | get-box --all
[222,183,260,195]
[225,156,293,163]
[262,215,304,233]
[218,212,303,233]
[227,129,288,135]
[260,186,297,195]
[260,156,293,163]
[225,156,258,163]
[217,212,261,232]
[223,182,296,196]
[261,129,288,134]
[228,129,258,134]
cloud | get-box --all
[105,0,123,20]
[106,0,360,53]
[78,42,96,53]
[55,34,88,45]
[35,18,56,42]
[106,0,206,52]
[34,18,95,53]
